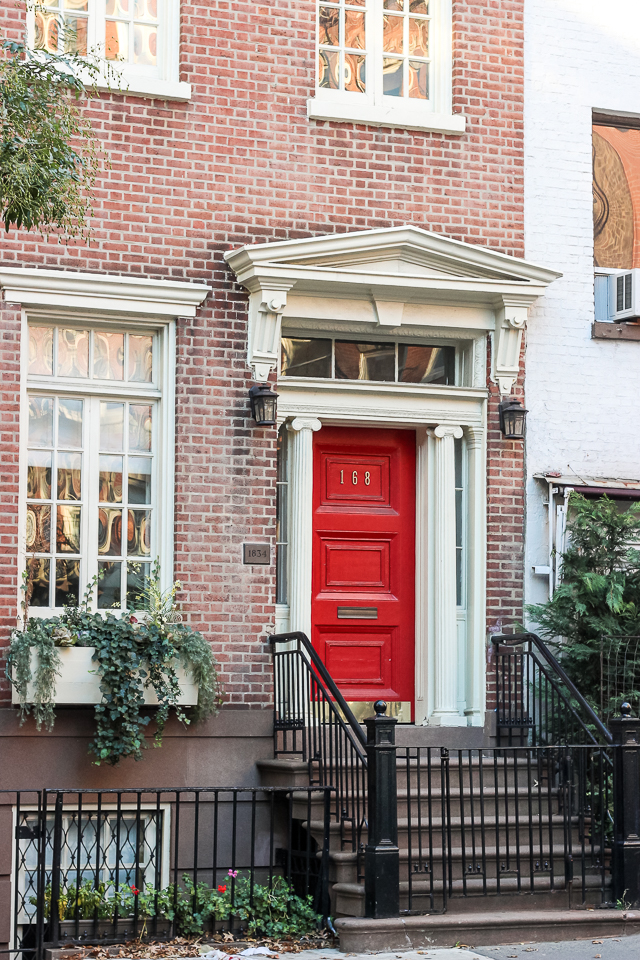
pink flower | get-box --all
[130,616,138,624]
[218,884,227,893]
[228,870,238,879]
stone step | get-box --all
[334,908,640,951]
[333,871,611,917]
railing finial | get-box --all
[621,701,633,718]
[374,700,387,716]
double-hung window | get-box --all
[29,0,189,100]
[24,322,165,614]
[309,0,464,134]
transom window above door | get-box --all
[25,323,162,614]
[281,337,455,384]
[309,0,464,134]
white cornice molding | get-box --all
[0,268,211,318]
[223,226,562,385]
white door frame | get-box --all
[277,377,487,727]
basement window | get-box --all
[280,337,455,385]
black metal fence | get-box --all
[271,633,368,860]
[399,746,613,914]
[7,786,332,960]
[492,633,612,746]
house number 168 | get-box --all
[340,470,371,485]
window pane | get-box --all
[27,450,52,500]
[99,455,123,503]
[56,505,81,554]
[319,6,339,45]
[58,398,83,448]
[27,558,50,607]
[408,59,428,99]
[58,329,89,378]
[29,397,54,447]
[55,559,80,607]
[409,0,428,11]
[34,12,59,52]
[384,0,404,8]
[281,338,332,378]
[128,458,152,504]
[129,405,153,452]
[127,561,151,608]
[335,341,395,381]
[105,19,129,60]
[318,50,339,89]
[63,15,88,55]
[106,0,129,13]
[133,24,156,65]
[128,335,153,382]
[127,509,151,556]
[98,508,123,557]
[100,402,125,452]
[408,18,428,57]
[94,332,124,379]
[26,504,51,553]
[64,0,88,10]
[345,11,365,49]
[134,0,157,19]
[57,452,82,501]
[398,344,454,384]
[345,53,366,92]
[98,561,121,609]
[29,327,53,376]
[383,15,403,54]
[383,57,403,96]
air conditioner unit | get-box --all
[594,269,640,322]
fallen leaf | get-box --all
[592,941,603,945]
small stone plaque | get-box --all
[243,543,270,565]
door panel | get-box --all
[312,426,416,713]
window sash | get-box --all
[25,324,161,615]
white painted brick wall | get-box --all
[524,0,640,609]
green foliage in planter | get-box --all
[527,493,640,718]
[34,874,323,937]
[7,568,223,765]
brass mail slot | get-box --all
[337,606,378,619]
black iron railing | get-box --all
[7,786,332,960]
[492,632,613,745]
[270,632,368,857]
[400,745,614,913]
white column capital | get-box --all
[465,425,484,450]
[288,417,322,434]
[432,424,463,440]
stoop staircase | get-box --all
[261,632,640,948]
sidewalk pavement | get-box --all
[289,936,640,960]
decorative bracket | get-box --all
[245,280,295,381]
[492,297,531,397]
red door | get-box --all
[312,427,416,715]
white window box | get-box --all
[12,645,198,706]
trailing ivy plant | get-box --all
[7,565,223,766]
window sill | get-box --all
[307,97,466,135]
[592,320,640,341]
[97,75,192,101]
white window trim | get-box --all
[0,268,210,616]
[308,0,465,135]
[26,0,191,102]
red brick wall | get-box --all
[0,0,525,708]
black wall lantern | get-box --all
[499,397,527,439]
[249,382,278,426]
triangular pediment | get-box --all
[225,225,561,287]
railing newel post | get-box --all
[610,703,640,907]
[364,701,399,918]
[50,791,64,948]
